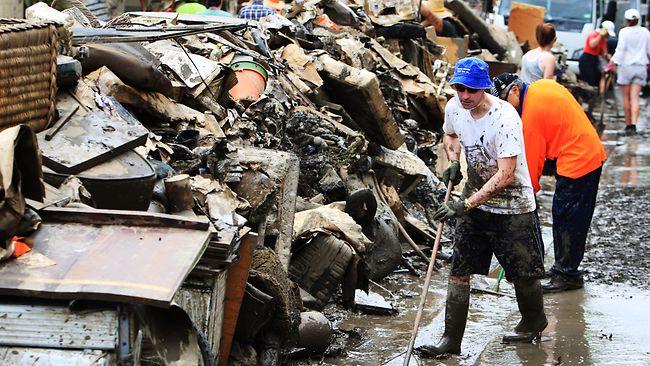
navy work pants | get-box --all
[550,167,602,279]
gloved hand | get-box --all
[433,199,470,222]
[442,160,463,187]
[600,27,608,36]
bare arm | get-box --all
[540,53,556,79]
[443,133,461,162]
[588,34,603,49]
[466,156,517,208]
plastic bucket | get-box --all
[228,61,268,102]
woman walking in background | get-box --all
[519,23,556,83]
[612,8,650,134]
[579,21,614,87]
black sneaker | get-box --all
[624,125,637,135]
[542,274,584,293]
[543,268,555,279]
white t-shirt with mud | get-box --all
[443,94,536,215]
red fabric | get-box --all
[522,80,607,192]
[583,31,606,56]
[10,236,31,258]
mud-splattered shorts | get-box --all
[450,209,545,281]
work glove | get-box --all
[433,199,471,222]
[442,160,463,188]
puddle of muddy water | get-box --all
[478,285,650,365]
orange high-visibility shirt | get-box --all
[522,79,607,192]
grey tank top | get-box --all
[520,50,552,84]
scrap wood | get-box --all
[92,66,205,124]
[368,39,419,78]
[280,43,323,88]
[446,0,508,57]
[317,53,405,150]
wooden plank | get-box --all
[38,206,210,230]
[508,2,546,48]
[0,221,211,307]
[435,36,469,65]
[219,233,257,366]
[237,148,299,270]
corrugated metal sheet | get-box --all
[174,269,227,358]
[0,304,118,350]
[0,347,113,366]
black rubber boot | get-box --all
[419,282,470,357]
[503,278,548,343]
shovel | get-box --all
[402,181,453,366]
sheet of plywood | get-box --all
[508,2,546,48]
[436,36,469,65]
[0,217,211,307]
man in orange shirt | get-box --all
[492,73,607,293]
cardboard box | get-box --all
[508,2,546,48]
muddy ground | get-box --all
[289,97,650,365]
[582,129,650,289]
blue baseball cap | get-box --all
[449,57,493,90]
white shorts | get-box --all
[617,64,648,86]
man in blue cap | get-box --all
[420,57,547,357]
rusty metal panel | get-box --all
[0,303,118,350]
[0,220,211,307]
[0,347,113,365]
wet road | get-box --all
[312,98,650,365]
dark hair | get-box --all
[627,18,639,26]
[206,0,223,7]
[536,23,556,47]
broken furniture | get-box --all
[0,207,212,364]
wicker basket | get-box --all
[0,19,58,133]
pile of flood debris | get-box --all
[0,1,596,365]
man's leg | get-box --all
[421,211,491,357]
[419,276,470,356]
[546,168,602,292]
[503,277,547,342]
[492,211,547,342]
